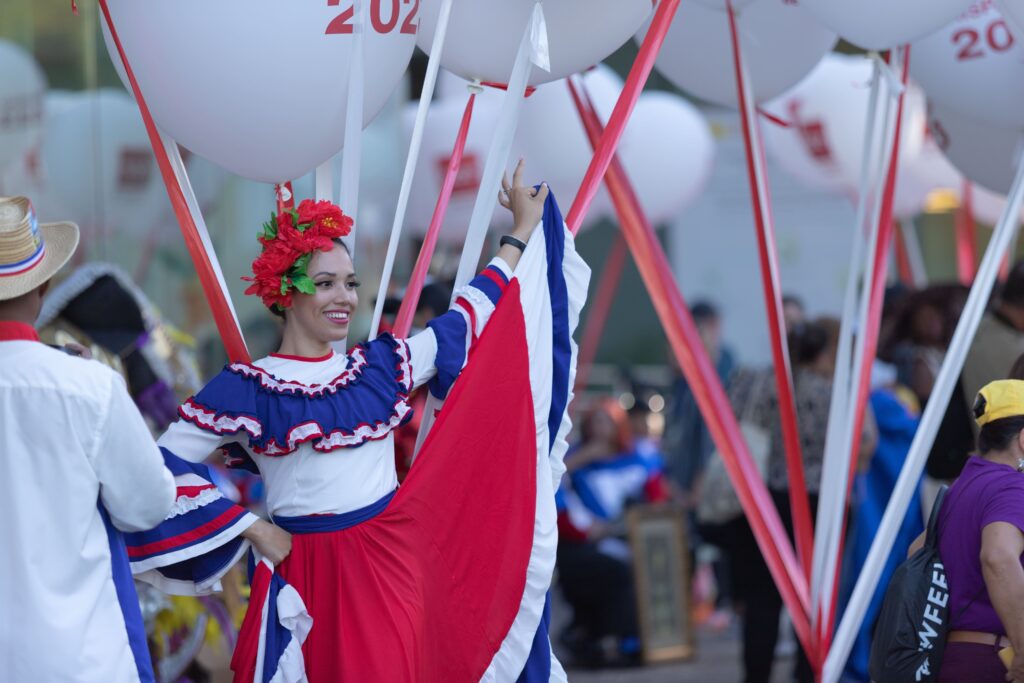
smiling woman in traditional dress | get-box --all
[123,162,590,683]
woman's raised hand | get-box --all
[498,159,549,240]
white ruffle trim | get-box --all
[167,488,223,519]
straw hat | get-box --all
[0,197,79,301]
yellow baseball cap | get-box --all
[974,380,1024,427]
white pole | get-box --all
[823,156,1024,682]
[338,0,367,256]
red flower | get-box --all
[242,200,354,311]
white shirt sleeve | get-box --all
[406,328,439,390]
[94,373,176,532]
[158,418,229,464]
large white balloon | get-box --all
[1000,0,1024,40]
[616,92,716,225]
[0,40,45,175]
[971,182,1024,224]
[41,89,168,236]
[760,55,926,193]
[402,93,513,243]
[927,100,1024,195]
[892,133,962,218]
[800,0,973,50]
[911,1,1024,128]
[642,0,837,108]
[100,1,417,183]
[417,0,651,86]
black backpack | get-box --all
[868,486,951,683]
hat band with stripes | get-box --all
[0,202,46,278]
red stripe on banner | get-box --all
[565,0,681,234]
[573,231,628,398]
[726,1,815,591]
[275,181,296,214]
[823,46,912,656]
[97,0,250,364]
[394,94,477,339]
[126,507,243,558]
[568,78,813,658]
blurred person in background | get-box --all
[556,398,670,668]
[723,317,877,683]
[782,294,806,335]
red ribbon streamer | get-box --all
[565,0,681,235]
[393,94,477,339]
[822,46,912,655]
[275,182,296,215]
[573,231,628,396]
[726,2,815,590]
[893,221,915,286]
[569,77,814,657]
[956,180,977,285]
[98,0,250,363]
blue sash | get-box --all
[271,489,396,535]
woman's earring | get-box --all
[1017,458,1024,473]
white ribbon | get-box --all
[452,2,545,291]
[812,50,901,635]
[368,0,456,338]
[823,153,1024,683]
[339,0,367,255]
[315,159,333,203]
[160,132,247,349]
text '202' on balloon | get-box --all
[99,1,417,184]
[799,0,973,50]
[911,0,1024,128]
[641,0,837,108]
[416,0,652,86]
[0,40,46,176]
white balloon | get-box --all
[514,67,621,228]
[0,40,46,175]
[970,182,1024,224]
[1000,0,1024,41]
[760,55,926,194]
[41,89,168,236]
[402,93,513,244]
[800,0,973,50]
[927,100,1024,195]
[616,92,716,225]
[911,1,1024,128]
[690,0,759,11]
[642,0,837,108]
[417,0,652,86]
[100,0,416,183]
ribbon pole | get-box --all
[451,2,546,290]
[956,180,977,284]
[369,0,456,338]
[392,92,478,338]
[820,48,910,654]
[566,0,681,234]
[569,77,813,656]
[823,156,1024,683]
[338,0,367,255]
[98,0,249,363]
[726,1,814,586]
[573,231,628,397]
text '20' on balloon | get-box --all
[952,18,1014,60]
[326,0,419,35]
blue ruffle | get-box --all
[180,335,413,457]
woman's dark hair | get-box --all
[269,238,350,320]
[977,415,1024,454]
[1008,352,1024,381]
[788,321,828,366]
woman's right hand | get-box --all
[1008,651,1024,682]
[243,519,292,566]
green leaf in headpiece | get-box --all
[280,277,290,295]
[292,275,316,295]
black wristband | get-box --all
[500,235,528,252]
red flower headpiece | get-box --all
[243,199,353,311]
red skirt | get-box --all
[259,281,539,682]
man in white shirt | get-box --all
[0,196,175,682]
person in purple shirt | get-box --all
[934,379,1024,682]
